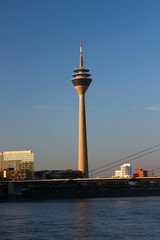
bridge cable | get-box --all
[90,143,160,174]
[91,147,160,176]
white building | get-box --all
[113,163,132,178]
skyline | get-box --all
[0,0,160,177]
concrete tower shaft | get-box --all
[71,42,92,178]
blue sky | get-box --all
[0,0,160,176]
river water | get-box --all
[0,197,160,240]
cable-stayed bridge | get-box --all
[90,144,160,177]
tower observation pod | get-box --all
[71,42,92,178]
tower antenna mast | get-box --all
[80,41,83,69]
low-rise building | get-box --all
[132,168,148,177]
[34,169,84,179]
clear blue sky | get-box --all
[0,0,160,176]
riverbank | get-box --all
[1,177,160,201]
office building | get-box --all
[0,150,34,173]
[132,168,148,177]
[113,163,132,178]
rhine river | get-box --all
[0,197,160,240]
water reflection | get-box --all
[75,199,93,240]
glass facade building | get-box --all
[0,150,34,172]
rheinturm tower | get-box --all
[71,42,92,178]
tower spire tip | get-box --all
[80,41,82,49]
[79,41,83,69]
